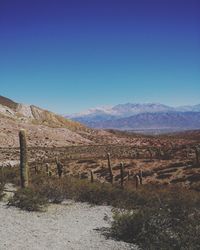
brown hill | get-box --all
[0,96,138,147]
[0,96,93,147]
[0,95,18,110]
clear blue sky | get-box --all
[0,0,199,113]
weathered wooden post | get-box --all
[135,174,139,189]
[186,147,189,158]
[56,157,63,178]
[45,163,52,176]
[34,165,39,175]
[45,163,49,173]
[147,148,153,159]
[120,162,124,189]
[157,148,162,160]
[195,147,199,166]
[139,170,143,185]
[136,149,140,159]
[19,129,29,188]
[90,170,94,183]
[107,153,113,184]
[127,170,131,181]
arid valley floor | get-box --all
[1,130,200,190]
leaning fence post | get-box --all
[139,170,143,185]
[127,170,131,181]
[120,162,124,189]
[90,170,94,183]
[147,148,153,159]
[56,157,63,178]
[135,174,139,189]
[195,147,199,166]
[107,153,113,184]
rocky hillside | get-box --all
[0,96,18,110]
[0,96,86,131]
[0,96,93,147]
[0,96,137,147]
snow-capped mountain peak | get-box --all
[67,102,176,119]
[65,102,200,131]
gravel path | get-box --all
[0,200,138,250]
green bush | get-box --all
[8,187,48,212]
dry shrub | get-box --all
[111,207,200,250]
[8,187,48,212]
[0,167,19,185]
[30,174,76,203]
[111,187,200,250]
[31,175,124,206]
[0,183,5,200]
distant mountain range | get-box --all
[66,103,200,131]
[0,95,135,147]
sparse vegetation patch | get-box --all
[8,187,48,212]
[0,184,5,200]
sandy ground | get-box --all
[0,198,137,250]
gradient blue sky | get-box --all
[0,0,199,113]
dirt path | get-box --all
[0,199,137,250]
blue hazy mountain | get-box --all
[66,103,200,131]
